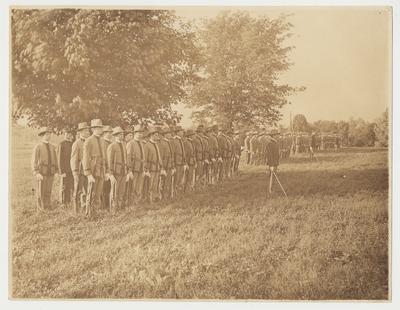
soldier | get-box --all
[143,127,165,203]
[126,124,146,207]
[182,129,196,192]
[102,125,113,210]
[244,131,252,165]
[82,119,108,218]
[31,127,58,212]
[107,127,130,213]
[265,129,280,196]
[310,131,317,160]
[205,125,219,185]
[232,130,242,175]
[223,129,234,178]
[171,126,187,194]
[197,125,210,186]
[57,128,74,209]
[216,127,227,181]
[70,122,90,214]
[192,127,205,187]
[158,126,176,200]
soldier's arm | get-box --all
[31,145,40,176]
[82,140,92,176]
[70,142,79,177]
[107,144,115,176]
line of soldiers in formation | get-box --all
[31,118,282,218]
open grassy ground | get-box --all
[10,125,389,300]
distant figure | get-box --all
[31,127,58,211]
[265,129,280,196]
[102,125,113,210]
[310,132,317,160]
[57,129,74,209]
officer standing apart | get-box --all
[70,122,90,214]
[31,127,58,212]
[265,129,280,196]
[83,119,108,218]
[57,128,74,209]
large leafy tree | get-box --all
[292,114,309,132]
[189,11,304,128]
[12,9,200,132]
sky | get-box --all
[173,6,392,127]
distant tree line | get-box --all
[291,109,388,147]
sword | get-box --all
[273,170,288,199]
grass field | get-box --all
[10,125,389,300]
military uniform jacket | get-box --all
[207,134,219,159]
[158,138,175,170]
[126,139,145,173]
[172,136,186,166]
[192,135,204,162]
[83,134,108,178]
[70,138,85,176]
[224,135,233,158]
[200,134,210,161]
[183,138,196,166]
[57,139,73,175]
[31,141,58,176]
[266,138,280,167]
[144,140,163,172]
[232,138,241,156]
[107,141,127,176]
[217,134,228,158]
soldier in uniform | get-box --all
[192,127,205,188]
[107,127,130,213]
[158,126,175,200]
[265,129,280,196]
[183,129,196,192]
[31,127,58,212]
[232,130,242,175]
[82,119,108,218]
[197,125,210,186]
[126,124,146,207]
[70,122,90,214]
[206,125,219,185]
[57,128,74,209]
[244,131,252,165]
[216,127,227,181]
[143,127,165,203]
[171,126,187,195]
[102,125,113,210]
[223,128,234,178]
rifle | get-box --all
[170,172,175,199]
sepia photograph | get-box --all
[9,3,392,301]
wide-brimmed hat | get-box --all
[133,124,145,132]
[145,126,159,137]
[185,129,195,137]
[196,125,205,133]
[112,126,124,136]
[90,119,103,128]
[103,125,113,133]
[268,128,280,136]
[160,126,171,134]
[77,122,90,131]
[38,127,53,136]
[174,125,184,133]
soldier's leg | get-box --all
[135,172,145,204]
[103,179,111,210]
[43,175,54,209]
[163,170,172,200]
[72,175,80,214]
[65,174,74,205]
[59,175,66,207]
[36,178,45,211]
[131,173,139,204]
[116,175,126,210]
[93,177,104,214]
